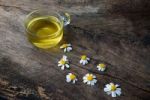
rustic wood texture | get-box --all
[0,0,150,100]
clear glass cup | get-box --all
[24,10,70,49]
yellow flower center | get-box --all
[70,74,76,80]
[81,55,87,60]
[61,44,68,48]
[87,75,93,81]
[98,63,106,68]
[60,59,66,65]
[111,84,116,91]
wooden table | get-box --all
[0,0,150,100]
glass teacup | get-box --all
[24,10,70,49]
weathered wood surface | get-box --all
[0,0,150,100]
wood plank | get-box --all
[0,0,150,100]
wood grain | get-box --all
[0,0,150,100]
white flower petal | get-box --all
[63,55,67,60]
[93,79,97,83]
[111,91,116,97]
[66,76,70,79]
[65,64,70,68]
[110,83,114,86]
[83,79,88,83]
[115,89,121,96]
[73,80,76,84]
[68,73,72,75]
[87,57,90,60]
[97,66,100,68]
[58,64,62,66]
[68,44,71,46]
[66,78,71,83]
[115,84,119,88]
[116,88,121,91]
[83,76,86,79]
[100,69,104,71]
[80,60,83,64]
[67,47,72,52]
[93,75,96,78]
[61,66,65,70]
[90,81,95,86]
[85,60,88,63]
[60,45,64,48]
[105,84,109,87]
[101,68,105,71]
[82,61,86,65]
[104,87,110,92]
[87,81,91,85]
[86,73,90,77]
[106,84,111,89]
[58,61,61,64]
[66,48,70,52]
[66,75,70,79]
[64,48,67,52]
[83,76,87,80]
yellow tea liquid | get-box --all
[26,16,63,49]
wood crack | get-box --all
[40,50,150,93]
[72,62,150,93]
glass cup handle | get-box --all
[60,13,71,26]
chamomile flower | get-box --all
[83,73,97,86]
[66,73,77,84]
[104,83,122,97]
[80,55,90,65]
[97,63,106,72]
[60,43,72,52]
[58,55,70,70]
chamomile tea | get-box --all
[26,16,63,49]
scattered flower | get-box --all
[80,55,90,65]
[58,55,70,70]
[83,73,97,86]
[104,83,121,97]
[97,63,106,72]
[66,73,77,84]
[60,43,72,52]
